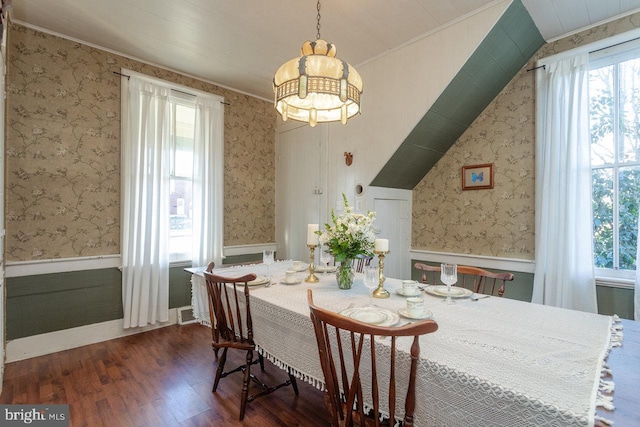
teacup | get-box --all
[401,280,419,295]
[293,261,306,271]
[406,297,424,317]
[285,270,298,283]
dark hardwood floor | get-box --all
[0,324,329,426]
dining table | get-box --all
[186,260,625,427]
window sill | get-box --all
[595,277,635,290]
[170,260,192,268]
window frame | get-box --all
[588,38,640,283]
[168,96,196,264]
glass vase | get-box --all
[336,258,355,290]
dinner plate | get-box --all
[398,307,433,320]
[247,276,270,286]
[395,288,421,297]
[339,306,400,327]
[424,285,473,298]
[315,265,337,273]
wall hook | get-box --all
[344,152,353,166]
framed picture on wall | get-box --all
[462,163,494,190]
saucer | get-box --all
[280,279,303,285]
[292,263,308,272]
[398,307,433,320]
[395,288,421,297]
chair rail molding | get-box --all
[411,250,535,274]
[6,255,122,277]
[223,243,278,257]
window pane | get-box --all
[170,178,193,261]
[592,168,614,269]
[175,104,195,178]
[175,136,194,178]
[618,166,639,270]
[619,57,640,163]
[589,65,615,165]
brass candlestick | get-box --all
[305,244,320,283]
[372,250,390,298]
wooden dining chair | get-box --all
[307,289,438,426]
[353,254,373,273]
[204,271,299,420]
[413,262,514,297]
[204,262,220,357]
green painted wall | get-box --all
[7,266,193,340]
[596,286,635,319]
[6,253,265,340]
[8,254,632,340]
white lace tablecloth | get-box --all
[188,261,621,427]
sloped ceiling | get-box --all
[371,0,545,189]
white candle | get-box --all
[307,224,319,245]
[374,238,389,252]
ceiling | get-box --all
[9,0,640,101]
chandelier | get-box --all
[273,0,363,127]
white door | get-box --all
[275,125,326,261]
[373,197,411,280]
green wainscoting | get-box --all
[6,253,266,340]
[8,255,632,340]
[222,253,263,265]
[596,286,635,320]
[6,266,194,340]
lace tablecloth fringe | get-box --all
[256,345,327,391]
[593,315,624,425]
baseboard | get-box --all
[6,308,179,363]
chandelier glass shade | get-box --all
[273,38,363,127]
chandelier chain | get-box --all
[316,0,321,40]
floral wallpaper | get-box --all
[412,11,640,260]
[6,24,276,261]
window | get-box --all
[121,69,224,270]
[169,98,196,262]
[589,41,640,278]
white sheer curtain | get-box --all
[121,76,171,329]
[533,54,597,313]
[636,211,640,321]
[191,97,224,268]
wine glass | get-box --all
[363,265,379,306]
[319,248,332,276]
[440,263,457,305]
[263,249,274,281]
